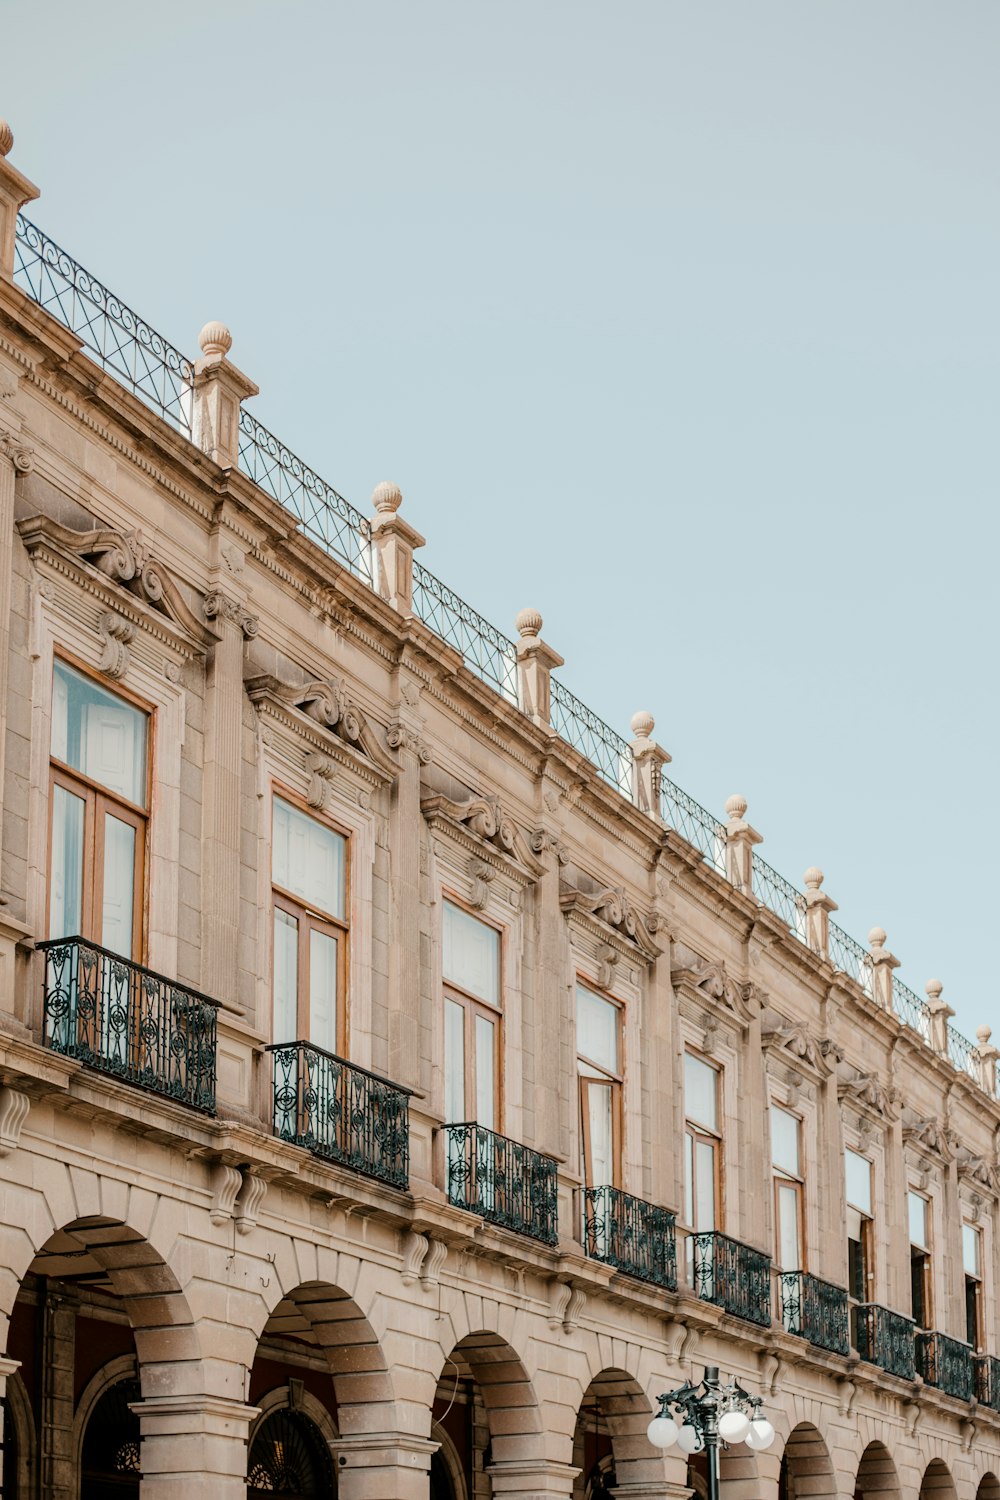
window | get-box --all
[963,1223,983,1351]
[684,1052,721,1232]
[845,1149,874,1305]
[48,659,149,959]
[442,900,501,1130]
[271,795,348,1053]
[908,1191,932,1330]
[576,983,622,1189]
[771,1105,804,1271]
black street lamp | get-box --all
[646,1365,776,1500]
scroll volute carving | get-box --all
[670,943,755,1027]
[246,672,399,778]
[419,788,541,875]
[559,876,661,961]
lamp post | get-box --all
[646,1365,775,1500]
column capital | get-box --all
[0,122,39,280]
[192,322,259,469]
[0,431,34,475]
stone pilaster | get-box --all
[133,1394,259,1500]
[371,483,425,614]
[941,1148,964,1339]
[0,123,39,280]
[529,798,569,1163]
[723,795,762,895]
[866,928,899,1013]
[802,867,837,960]
[514,610,563,728]
[0,425,33,908]
[818,1042,847,1287]
[628,712,670,822]
[330,1433,438,1500]
[191,323,258,469]
[885,1112,909,1318]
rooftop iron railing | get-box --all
[14,209,997,1110]
[583,1185,677,1290]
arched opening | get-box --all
[778,1422,837,1500]
[855,1441,902,1500]
[247,1407,336,1498]
[80,1376,141,1500]
[570,1368,657,1499]
[432,1331,540,1499]
[977,1475,1000,1500]
[919,1459,958,1500]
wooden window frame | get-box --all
[771,1104,805,1272]
[908,1190,933,1331]
[845,1152,876,1304]
[441,894,504,1130]
[576,979,624,1190]
[683,1049,722,1232]
[963,1223,984,1352]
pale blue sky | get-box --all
[5,1,998,1041]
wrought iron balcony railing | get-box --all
[779,1271,850,1355]
[584,1186,677,1290]
[39,936,217,1114]
[445,1122,558,1245]
[854,1304,916,1379]
[688,1231,772,1327]
[269,1041,410,1190]
[975,1355,1000,1412]
[917,1331,974,1401]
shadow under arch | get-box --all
[778,1422,837,1500]
[434,1329,544,1468]
[920,1459,959,1500]
[977,1474,1000,1500]
[571,1366,658,1497]
[855,1440,903,1500]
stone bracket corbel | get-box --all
[234,1171,267,1235]
[97,610,135,681]
[210,1163,243,1226]
[0,1085,29,1156]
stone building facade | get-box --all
[0,121,999,1500]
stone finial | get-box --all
[0,116,40,280]
[924,979,953,1056]
[866,927,899,1012]
[513,608,563,728]
[372,481,403,515]
[198,321,233,358]
[725,794,749,821]
[974,1026,999,1095]
[977,1025,993,1046]
[925,979,944,1003]
[868,927,887,951]
[723,794,761,893]
[628,710,670,819]
[630,710,655,740]
[0,122,12,158]
[804,867,823,890]
[802,867,837,958]
[516,607,543,639]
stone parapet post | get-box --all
[723,795,762,894]
[802,867,837,959]
[330,1433,438,1500]
[514,610,563,728]
[192,322,259,469]
[371,483,425,614]
[866,927,899,1012]
[0,123,39,280]
[133,1394,259,1500]
[629,712,670,820]
[924,980,954,1057]
[975,1026,999,1096]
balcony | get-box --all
[975,1355,1000,1412]
[917,1331,974,1401]
[39,936,218,1114]
[688,1231,772,1326]
[444,1122,558,1245]
[855,1304,916,1379]
[269,1041,410,1190]
[779,1271,850,1355]
[584,1186,677,1290]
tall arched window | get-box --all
[80,1377,141,1500]
[247,1408,336,1498]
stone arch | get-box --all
[250,1384,339,1448]
[571,1367,658,1496]
[430,1426,468,1500]
[72,1353,139,1491]
[976,1475,1000,1500]
[435,1330,543,1466]
[778,1421,838,1500]
[3,1367,35,1499]
[856,1441,903,1500]
[919,1459,958,1500]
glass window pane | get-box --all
[443,902,500,1006]
[685,1053,718,1132]
[444,998,466,1124]
[308,930,338,1054]
[475,1014,496,1130]
[273,798,346,920]
[576,985,619,1075]
[50,785,85,939]
[908,1192,929,1250]
[845,1149,872,1214]
[273,908,298,1042]
[52,660,147,805]
[695,1139,716,1230]
[102,815,136,957]
[585,1081,615,1188]
[777,1183,801,1271]
[963,1224,981,1278]
[770,1106,800,1176]
[684,1132,694,1225]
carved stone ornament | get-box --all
[420,789,542,879]
[234,1171,267,1235]
[958,1154,1000,1195]
[530,828,569,865]
[671,943,755,1027]
[246,672,399,781]
[305,752,338,810]
[469,858,496,911]
[761,1015,832,1079]
[902,1117,954,1164]
[0,431,34,473]
[97,611,135,680]
[204,587,258,639]
[560,878,661,962]
[0,1086,30,1157]
[386,721,432,765]
[16,516,215,648]
[838,1071,900,1122]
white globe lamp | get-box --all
[646,1415,679,1450]
[676,1423,701,1454]
[718,1409,751,1444]
[745,1417,776,1450]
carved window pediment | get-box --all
[958,1154,999,1196]
[671,943,754,1027]
[761,1013,832,1080]
[559,875,661,963]
[837,1071,899,1122]
[902,1116,954,1165]
[246,672,398,786]
[420,788,542,883]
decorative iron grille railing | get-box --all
[583,1186,677,1290]
[779,1271,850,1355]
[752,858,806,938]
[660,778,726,871]
[268,1041,410,1190]
[894,978,931,1042]
[411,564,519,702]
[828,922,872,992]
[14,216,195,435]
[549,679,632,795]
[688,1231,772,1326]
[975,1355,1000,1412]
[948,1024,979,1083]
[445,1122,558,1244]
[38,936,217,1114]
[238,411,374,584]
[855,1304,916,1379]
[916,1331,974,1400]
